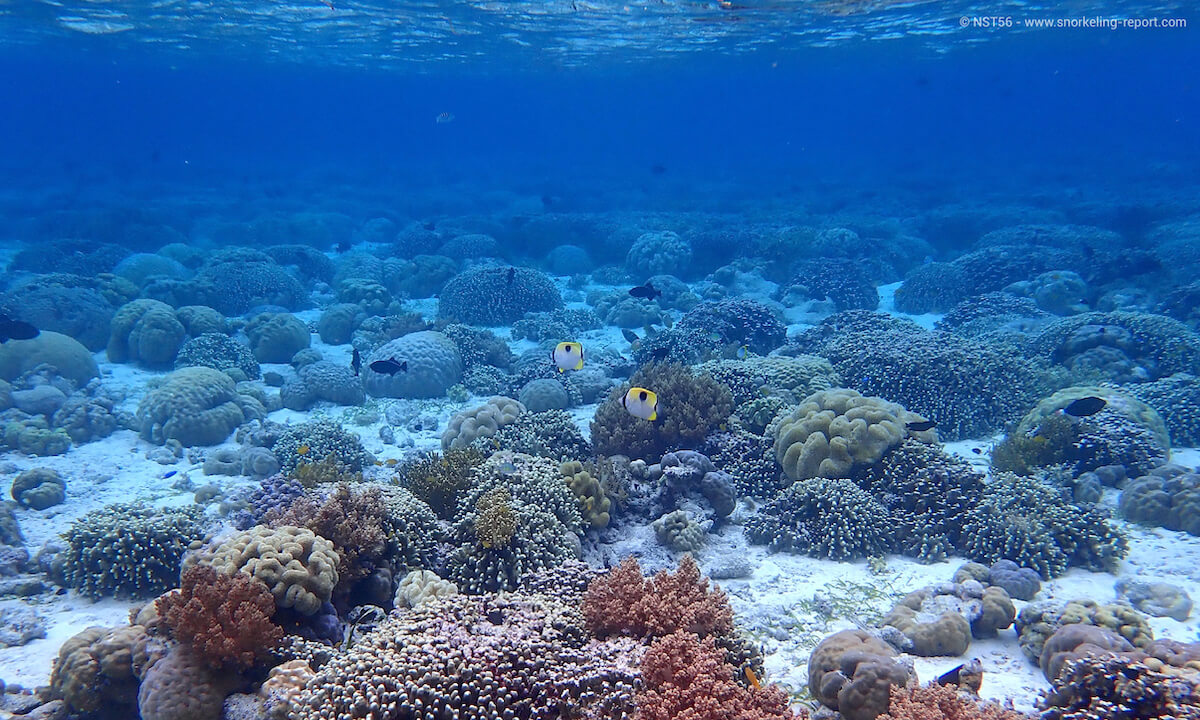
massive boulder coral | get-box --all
[437,265,563,325]
[1120,464,1200,537]
[174,332,261,380]
[808,629,915,720]
[626,230,692,277]
[363,330,463,399]
[49,624,147,718]
[194,250,306,314]
[992,385,1169,477]
[773,388,934,483]
[106,299,188,368]
[280,360,364,410]
[1029,310,1200,383]
[137,367,265,446]
[0,330,98,387]
[0,273,117,350]
[192,524,340,616]
[245,312,311,363]
[676,298,787,355]
[442,396,526,450]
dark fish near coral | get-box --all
[935,663,965,686]
[972,447,982,454]
[335,241,352,253]
[0,315,39,343]
[507,267,516,284]
[1062,396,1107,418]
[621,328,640,344]
[628,282,662,300]
[650,347,671,362]
[906,419,937,432]
[370,358,408,375]
[351,348,362,376]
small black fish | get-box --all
[370,358,408,375]
[621,328,640,344]
[1063,396,1107,418]
[629,282,661,300]
[906,419,937,432]
[650,347,671,361]
[507,267,516,284]
[972,447,983,455]
[351,348,362,376]
[0,315,39,343]
[935,663,964,687]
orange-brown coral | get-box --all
[636,630,798,720]
[880,683,1032,720]
[583,555,733,640]
[156,565,283,670]
[269,482,386,586]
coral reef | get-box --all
[1119,464,1200,537]
[273,418,370,475]
[746,477,893,560]
[962,472,1128,578]
[490,409,591,460]
[10,467,66,509]
[174,332,261,380]
[106,299,187,368]
[156,564,283,669]
[193,524,340,615]
[677,298,787,355]
[61,503,207,598]
[437,265,563,325]
[1030,310,1200,383]
[246,312,311,363]
[773,388,934,483]
[363,330,463,399]
[137,366,265,446]
[591,363,733,460]
[442,396,526,450]
[280,360,364,410]
[0,330,99,387]
[582,555,733,640]
[808,629,915,720]
[399,447,485,520]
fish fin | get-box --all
[573,358,584,370]
[558,367,564,373]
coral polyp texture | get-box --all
[437,265,564,325]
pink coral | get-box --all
[156,565,283,670]
[636,631,798,720]
[583,555,734,640]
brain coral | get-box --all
[442,396,526,450]
[106,299,187,368]
[197,524,340,615]
[137,367,265,446]
[363,330,463,399]
[0,331,98,387]
[437,266,563,325]
[773,388,934,483]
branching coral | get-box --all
[156,565,283,670]
[636,630,795,720]
[582,555,733,640]
[591,363,733,461]
[745,477,893,560]
[879,683,1031,720]
[1041,654,1200,719]
[398,447,484,520]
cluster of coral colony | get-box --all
[1,201,1200,720]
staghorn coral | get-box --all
[962,472,1127,579]
[1041,653,1200,719]
[61,503,207,599]
[746,477,893,560]
[591,363,733,461]
[790,311,1049,441]
[582,555,733,640]
[703,430,784,499]
[156,564,283,670]
[855,439,986,563]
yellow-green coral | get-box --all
[474,487,517,549]
[559,460,611,528]
[399,447,484,520]
[290,453,363,488]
